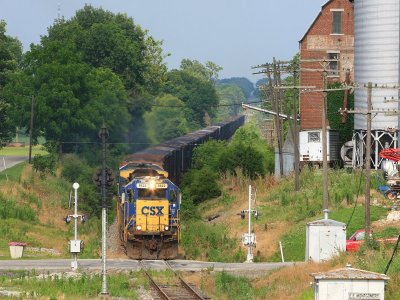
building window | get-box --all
[327,52,339,76]
[308,132,320,143]
[332,11,342,34]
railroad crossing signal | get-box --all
[92,168,115,188]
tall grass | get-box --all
[0,272,143,299]
[214,271,255,300]
[0,194,37,222]
[181,221,245,262]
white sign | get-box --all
[348,292,380,300]
[242,233,256,246]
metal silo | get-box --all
[354,0,399,130]
[352,0,400,168]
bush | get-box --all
[182,167,221,204]
[60,154,102,216]
[32,154,57,177]
[219,144,266,178]
[0,194,37,222]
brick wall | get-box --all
[300,0,354,130]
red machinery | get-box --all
[379,148,400,200]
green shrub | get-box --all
[215,271,254,300]
[182,167,221,204]
[60,154,103,216]
[32,154,57,177]
[0,194,37,222]
[181,221,242,262]
[219,144,266,178]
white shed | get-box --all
[311,265,389,300]
[305,211,346,262]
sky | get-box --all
[0,0,327,82]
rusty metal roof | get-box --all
[311,266,389,280]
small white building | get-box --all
[311,265,389,300]
[306,211,346,262]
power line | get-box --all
[148,101,263,108]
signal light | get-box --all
[240,211,245,220]
[65,216,71,224]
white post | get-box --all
[71,182,80,270]
[246,185,253,263]
[279,241,285,262]
[3,157,8,181]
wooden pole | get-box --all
[322,70,329,211]
[267,65,283,177]
[272,58,284,177]
[365,82,372,236]
[28,95,35,164]
[293,69,299,191]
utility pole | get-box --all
[261,64,284,177]
[272,58,284,178]
[338,82,396,237]
[28,95,35,164]
[365,82,372,237]
[292,67,300,191]
[252,59,313,190]
[99,125,109,296]
[322,69,329,211]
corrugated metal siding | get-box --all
[354,0,400,130]
[329,131,340,161]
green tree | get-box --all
[216,85,245,120]
[3,6,165,152]
[218,77,255,99]
[0,21,22,146]
[180,59,222,83]
[144,95,189,143]
[164,69,219,128]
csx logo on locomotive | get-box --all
[141,206,164,216]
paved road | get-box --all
[0,156,28,172]
[0,259,297,275]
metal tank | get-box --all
[354,0,400,130]
[351,0,400,169]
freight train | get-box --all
[117,115,245,259]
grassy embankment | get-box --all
[0,145,47,157]
[1,156,400,299]
[0,160,101,259]
[180,168,400,300]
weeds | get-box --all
[214,271,255,300]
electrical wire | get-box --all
[149,100,263,108]
[384,234,400,274]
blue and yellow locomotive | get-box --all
[118,163,181,259]
[117,115,245,259]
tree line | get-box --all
[0,5,252,157]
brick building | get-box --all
[299,0,354,130]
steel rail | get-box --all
[164,260,206,300]
[139,261,170,300]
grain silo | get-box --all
[352,0,400,168]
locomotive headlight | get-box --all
[136,225,142,231]
[164,225,169,231]
[149,179,156,190]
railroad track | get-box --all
[139,260,207,300]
